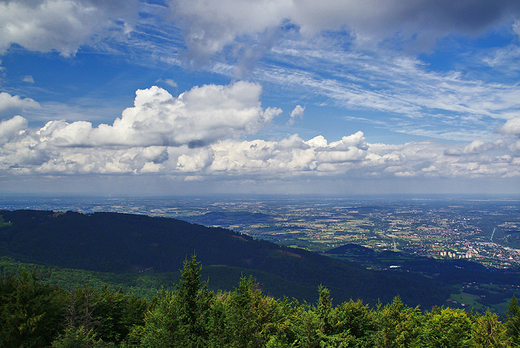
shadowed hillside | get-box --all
[0,210,449,307]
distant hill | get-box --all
[0,210,449,307]
[326,243,376,256]
[183,211,273,226]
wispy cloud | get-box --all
[22,75,34,84]
[251,38,520,141]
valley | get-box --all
[1,195,520,313]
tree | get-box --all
[59,284,143,346]
[329,299,376,347]
[373,296,421,348]
[51,326,116,348]
[140,255,213,348]
[222,276,289,347]
[314,286,355,347]
[285,300,324,348]
[417,307,473,348]
[472,311,511,348]
[505,296,520,346]
[0,271,67,348]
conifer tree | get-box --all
[505,296,520,346]
[139,254,213,348]
[0,271,67,348]
[472,311,511,348]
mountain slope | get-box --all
[0,210,449,307]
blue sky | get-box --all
[1,0,520,196]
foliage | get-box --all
[138,255,213,347]
[472,311,511,347]
[416,307,473,347]
[0,270,67,348]
[2,256,520,347]
[51,326,116,348]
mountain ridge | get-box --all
[0,209,449,307]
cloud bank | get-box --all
[1,83,518,182]
[171,0,520,61]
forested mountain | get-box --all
[0,209,448,307]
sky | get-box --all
[1,0,520,196]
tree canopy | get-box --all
[1,256,518,347]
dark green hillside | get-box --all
[0,210,449,307]
[0,257,323,302]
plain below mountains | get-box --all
[0,209,449,307]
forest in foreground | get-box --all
[2,255,520,348]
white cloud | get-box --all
[514,19,520,37]
[177,149,214,172]
[164,79,177,87]
[1,82,519,181]
[170,0,291,63]
[23,75,35,84]
[255,40,520,142]
[496,116,520,135]
[166,132,520,180]
[0,92,40,113]
[2,117,520,180]
[0,81,283,174]
[509,140,520,153]
[169,0,520,61]
[287,104,305,125]
[155,78,178,88]
[444,139,506,156]
[31,81,281,148]
[462,139,506,154]
[0,115,27,145]
[329,131,367,150]
[0,0,139,55]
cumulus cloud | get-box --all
[0,92,40,113]
[1,82,519,180]
[0,115,27,144]
[0,0,139,55]
[169,0,520,61]
[2,115,520,180]
[33,81,281,148]
[0,81,284,174]
[444,139,506,156]
[496,116,520,135]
